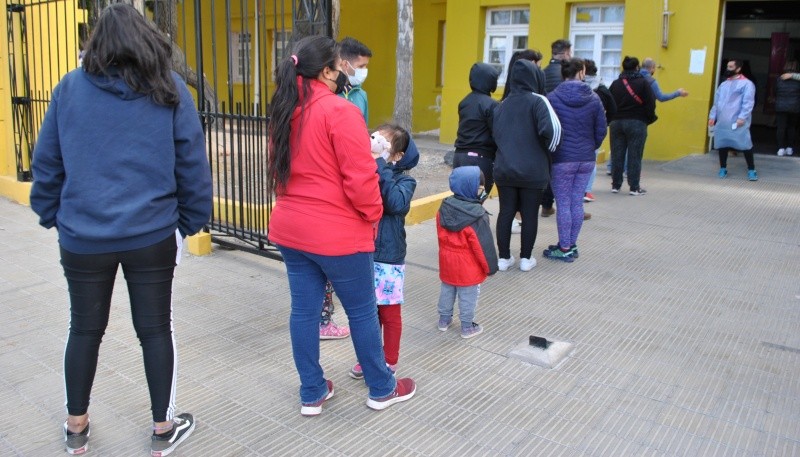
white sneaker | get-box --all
[787,147,794,156]
[777,148,786,156]
[519,257,537,271]
[498,256,515,271]
[511,219,522,234]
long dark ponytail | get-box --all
[268,35,338,194]
[82,3,178,106]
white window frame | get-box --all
[483,7,530,85]
[569,4,625,85]
[272,30,291,82]
[230,31,252,84]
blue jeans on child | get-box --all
[437,283,480,327]
[276,245,396,403]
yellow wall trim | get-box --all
[0,177,31,206]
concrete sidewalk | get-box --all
[1,152,799,456]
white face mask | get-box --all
[348,68,368,86]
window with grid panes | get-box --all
[570,4,624,84]
[230,31,251,84]
[483,8,530,85]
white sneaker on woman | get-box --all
[778,148,786,156]
[498,256,515,271]
[519,258,537,271]
[787,147,794,156]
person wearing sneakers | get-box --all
[544,58,607,262]
[268,36,415,416]
[436,166,498,338]
[493,59,562,272]
[709,59,758,181]
[349,123,418,379]
[775,60,800,157]
[29,5,209,455]
[608,56,657,195]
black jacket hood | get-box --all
[510,60,543,95]
[469,63,499,95]
[438,196,486,232]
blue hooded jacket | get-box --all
[374,138,419,265]
[547,80,607,163]
[30,68,212,254]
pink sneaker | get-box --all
[349,362,396,379]
[319,321,350,340]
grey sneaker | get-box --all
[437,316,452,331]
[64,421,90,455]
[151,413,196,457]
[461,322,484,339]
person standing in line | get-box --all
[500,49,545,234]
[30,4,211,455]
[582,59,616,203]
[492,59,561,272]
[317,37,374,340]
[436,166,498,338]
[775,60,800,156]
[339,36,372,124]
[349,123,418,379]
[608,56,657,195]
[453,63,500,193]
[267,35,415,416]
[709,59,758,181]
[605,57,689,176]
[544,58,607,262]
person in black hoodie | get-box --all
[453,63,500,192]
[608,56,656,196]
[492,59,562,272]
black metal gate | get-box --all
[5,0,332,257]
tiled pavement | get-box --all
[1,152,799,456]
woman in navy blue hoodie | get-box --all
[29,4,211,455]
[545,58,607,262]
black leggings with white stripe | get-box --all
[60,234,179,422]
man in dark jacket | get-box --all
[541,39,572,216]
[608,55,656,196]
[492,59,561,272]
[453,63,500,192]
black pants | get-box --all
[541,184,554,209]
[453,151,495,194]
[496,186,544,259]
[718,147,754,170]
[60,233,179,422]
[776,112,799,149]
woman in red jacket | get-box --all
[267,35,415,415]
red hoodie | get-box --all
[268,78,382,255]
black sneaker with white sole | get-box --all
[64,421,90,455]
[629,188,647,196]
[151,413,196,457]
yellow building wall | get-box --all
[0,0,84,203]
[339,0,445,132]
[440,0,724,161]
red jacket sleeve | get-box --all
[328,103,382,223]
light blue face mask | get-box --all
[348,67,368,86]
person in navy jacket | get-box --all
[29,4,211,455]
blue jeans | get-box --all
[276,245,396,403]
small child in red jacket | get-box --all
[436,166,498,338]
